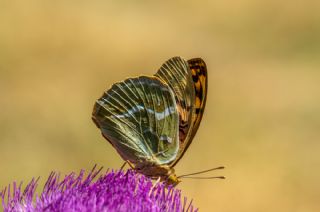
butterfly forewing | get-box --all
[155,57,208,167]
[92,76,180,166]
[154,57,196,151]
[170,58,208,167]
[188,58,208,141]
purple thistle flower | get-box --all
[1,166,197,212]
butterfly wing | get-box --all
[155,57,196,147]
[173,58,208,166]
[92,76,180,166]
[155,57,208,167]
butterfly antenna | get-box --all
[178,176,225,179]
[178,166,225,178]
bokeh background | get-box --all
[1,0,320,211]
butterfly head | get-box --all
[164,172,181,186]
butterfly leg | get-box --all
[120,161,127,171]
[149,176,161,196]
[120,160,135,171]
[121,160,135,170]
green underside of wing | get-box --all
[92,76,179,165]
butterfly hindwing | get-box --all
[92,76,180,166]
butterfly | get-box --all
[92,57,207,186]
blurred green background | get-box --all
[1,0,320,211]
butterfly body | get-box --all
[92,57,207,186]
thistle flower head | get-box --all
[1,166,197,212]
